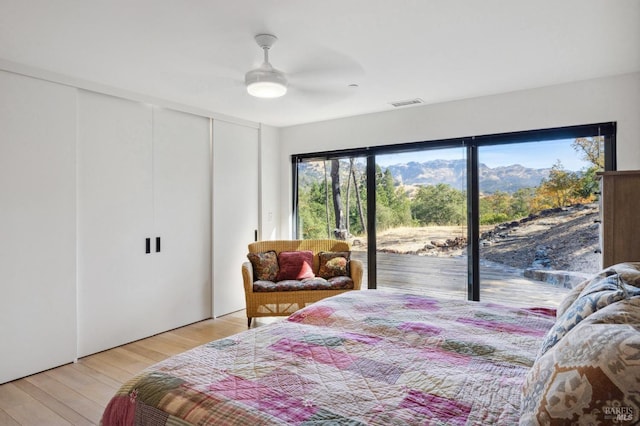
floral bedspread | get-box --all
[101,290,556,425]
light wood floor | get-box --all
[0,310,274,426]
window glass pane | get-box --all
[374,149,468,298]
[478,137,604,308]
[296,156,369,281]
[296,157,367,239]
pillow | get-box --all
[557,263,640,318]
[537,274,626,358]
[521,299,640,425]
[555,278,589,318]
[318,251,350,279]
[614,262,640,290]
[247,250,279,281]
[276,251,315,281]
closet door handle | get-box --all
[145,238,151,254]
[156,237,161,253]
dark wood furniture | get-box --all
[598,170,640,268]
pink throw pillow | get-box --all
[276,251,315,281]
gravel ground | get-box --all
[479,204,601,274]
[352,204,601,275]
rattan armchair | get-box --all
[242,239,363,327]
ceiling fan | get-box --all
[244,34,288,98]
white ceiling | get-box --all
[1,0,639,128]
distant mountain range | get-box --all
[386,159,551,194]
[298,159,552,195]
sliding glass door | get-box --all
[374,148,467,298]
[478,137,604,307]
[293,123,615,308]
[294,155,369,279]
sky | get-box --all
[376,139,591,171]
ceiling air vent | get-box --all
[389,98,424,108]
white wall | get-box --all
[259,124,281,240]
[278,72,640,237]
[212,120,260,317]
[0,67,262,379]
[0,71,77,382]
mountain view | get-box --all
[298,159,551,194]
[387,159,551,194]
[297,149,600,239]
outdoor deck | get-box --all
[352,251,571,309]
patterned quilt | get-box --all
[101,290,556,425]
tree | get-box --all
[411,183,466,226]
[350,164,368,235]
[571,136,604,202]
[372,165,413,230]
[298,182,331,239]
[510,187,536,218]
[575,165,600,200]
[374,165,393,207]
[572,137,604,169]
[330,159,344,236]
[353,162,366,232]
[534,160,595,209]
[323,161,331,237]
[480,191,511,224]
[346,158,366,235]
[540,161,575,207]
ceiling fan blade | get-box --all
[285,45,365,83]
[160,69,246,95]
[288,83,359,104]
[288,64,364,85]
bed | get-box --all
[101,263,640,425]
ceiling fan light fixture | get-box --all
[245,66,288,98]
[245,33,288,99]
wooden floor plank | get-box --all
[85,347,155,376]
[44,365,118,407]
[12,380,94,426]
[76,356,135,385]
[117,334,190,359]
[3,402,71,426]
[0,383,30,410]
[121,340,173,363]
[166,321,220,343]
[67,363,122,392]
[152,330,204,351]
[0,409,21,426]
[23,374,103,424]
[0,383,71,426]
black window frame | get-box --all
[292,122,616,299]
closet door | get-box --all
[77,91,154,357]
[212,120,259,317]
[152,107,211,329]
[0,72,77,383]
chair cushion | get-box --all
[247,250,279,281]
[253,277,355,292]
[276,250,315,281]
[318,251,350,279]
